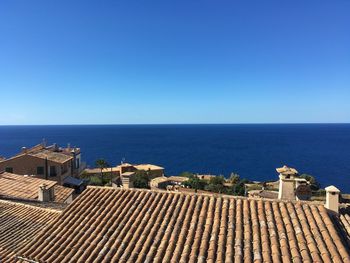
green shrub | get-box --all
[300,173,320,190]
[183,176,207,191]
[133,171,150,189]
[179,171,194,178]
[89,176,103,186]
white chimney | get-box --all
[325,185,340,213]
[277,165,299,200]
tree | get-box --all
[133,170,150,189]
[206,176,226,194]
[229,178,249,196]
[183,175,207,192]
[229,173,240,184]
[95,159,109,183]
[208,175,225,185]
[300,174,320,190]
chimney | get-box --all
[325,185,340,213]
[277,165,298,200]
[38,183,53,202]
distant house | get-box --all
[0,142,85,185]
[117,163,164,178]
[0,172,74,204]
[117,163,165,188]
[84,162,165,188]
[150,176,188,189]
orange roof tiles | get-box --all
[0,200,60,263]
[337,206,350,249]
[0,172,56,200]
[17,187,350,262]
[54,185,74,203]
[0,172,73,203]
[30,150,73,164]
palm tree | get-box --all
[95,159,109,184]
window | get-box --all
[5,167,13,173]
[50,166,57,177]
[37,166,44,175]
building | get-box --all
[0,142,85,185]
[0,172,74,204]
[17,186,350,262]
[118,163,165,188]
[247,166,312,201]
[83,166,120,178]
[0,200,61,262]
[118,162,164,177]
[84,162,165,188]
[150,176,188,189]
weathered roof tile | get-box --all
[17,187,350,262]
[0,200,60,262]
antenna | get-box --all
[121,157,126,164]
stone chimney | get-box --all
[325,185,340,213]
[277,165,299,200]
[38,183,53,202]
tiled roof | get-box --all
[30,150,73,163]
[337,206,350,249]
[0,172,73,203]
[151,176,188,184]
[54,185,74,203]
[84,167,120,174]
[117,163,164,171]
[150,176,188,188]
[0,200,60,262]
[18,187,350,262]
[0,172,56,200]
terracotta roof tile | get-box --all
[17,187,350,262]
[0,200,60,262]
[54,185,74,203]
[30,150,73,163]
[0,172,56,200]
[0,172,73,203]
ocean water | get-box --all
[0,124,349,192]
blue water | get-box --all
[0,124,349,192]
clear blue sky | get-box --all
[0,1,349,124]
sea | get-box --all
[0,124,349,192]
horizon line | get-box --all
[0,122,350,126]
